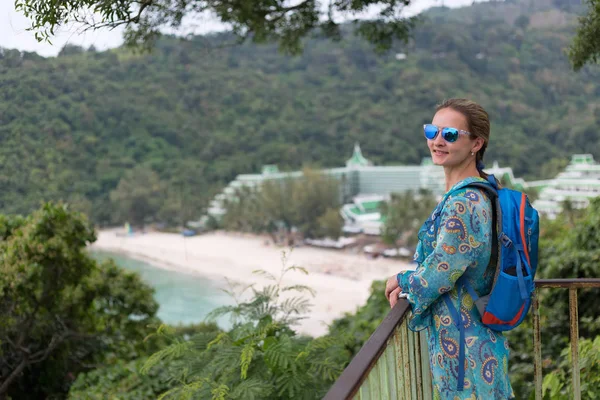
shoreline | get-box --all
[91,229,414,337]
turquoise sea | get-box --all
[91,250,233,328]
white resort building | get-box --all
[204,143,600,233]
[206,144,447,225]
[205,144,543,234]
[532,154,600,219]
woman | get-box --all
[384,99,514,399]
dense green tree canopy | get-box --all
[569,0,600,70]
[221,168,342,240]
[2,0,600,226]
[0,203,159,398]
[110,166,165,227]
[15,0,600,69]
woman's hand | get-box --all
[388,287,402,308]
[385,275,402,308]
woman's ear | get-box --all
[472,137,485,153]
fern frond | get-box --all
[282,284,316,297]
[205,345,243,377]
[222,277,255,303]
[230,322,258,343]
[295,350,309,363]
[255,284,280,300]
[286,265,309,275]
[275,370,305,398]
[211,383,230,400]
[143,323,175,343]
[252,269,277,281]
[240,343,255,379]
[229,378,274,400]
[306,335,340,353]
[264,335,295,371]
[206,305,239,321]
[256,321,280,338]
[190,331,223,351]
[207,332,230,350]
[280,297,312,316]
[157,378,209,400]
[141,340,190,375]
[310,357,344,382]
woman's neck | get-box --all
[443,163,480,192]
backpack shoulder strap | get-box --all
[462,181,501,286]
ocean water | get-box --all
[90,250,233,329]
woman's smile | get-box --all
[432,149,449,159]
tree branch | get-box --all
[267,1,314,24]
[0,357,29,396]
[0,318,98,395]
[132,0,153,23]
[28,334,64,364]
[276,1,312,13]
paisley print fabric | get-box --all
[399,177,514,399]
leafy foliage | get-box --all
[316,207,345,239]
[381,188,438,250]
[0,203,160,399]
[110,165,165,227]
[507,197,600,398]
[14,0,600,70]
[542,336,600,399]
[327,280,389,357]
[569,0,600,70]
[221,169,342,240]
[141,251,350,399]
[2,1,600,227]
[68,323,222,400]
[68,358,175,400]
[15,0,417,54]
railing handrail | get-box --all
[325,278,600,400]
[535,278,600,288]
[323,299,412,400]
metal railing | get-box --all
[532,278,600,400]
[324,278,600,400]
[323,300,433,400]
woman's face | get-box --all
[428,107,480,168]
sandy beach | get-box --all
[91,230,414,337]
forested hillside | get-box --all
[1,0,598,224]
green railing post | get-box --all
[533,279,600,400]
[419,332,433,399]
[533,289,543,400]
[569,288,580,400]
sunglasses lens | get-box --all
[442,128,459,142]
[424,124,438,140]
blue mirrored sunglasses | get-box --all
[423,124,470,143]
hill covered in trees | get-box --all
[1,0,598,225]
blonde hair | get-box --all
[436,98,491,181]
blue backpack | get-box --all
[435,175,540,391]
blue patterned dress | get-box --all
[398,177,514,400]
